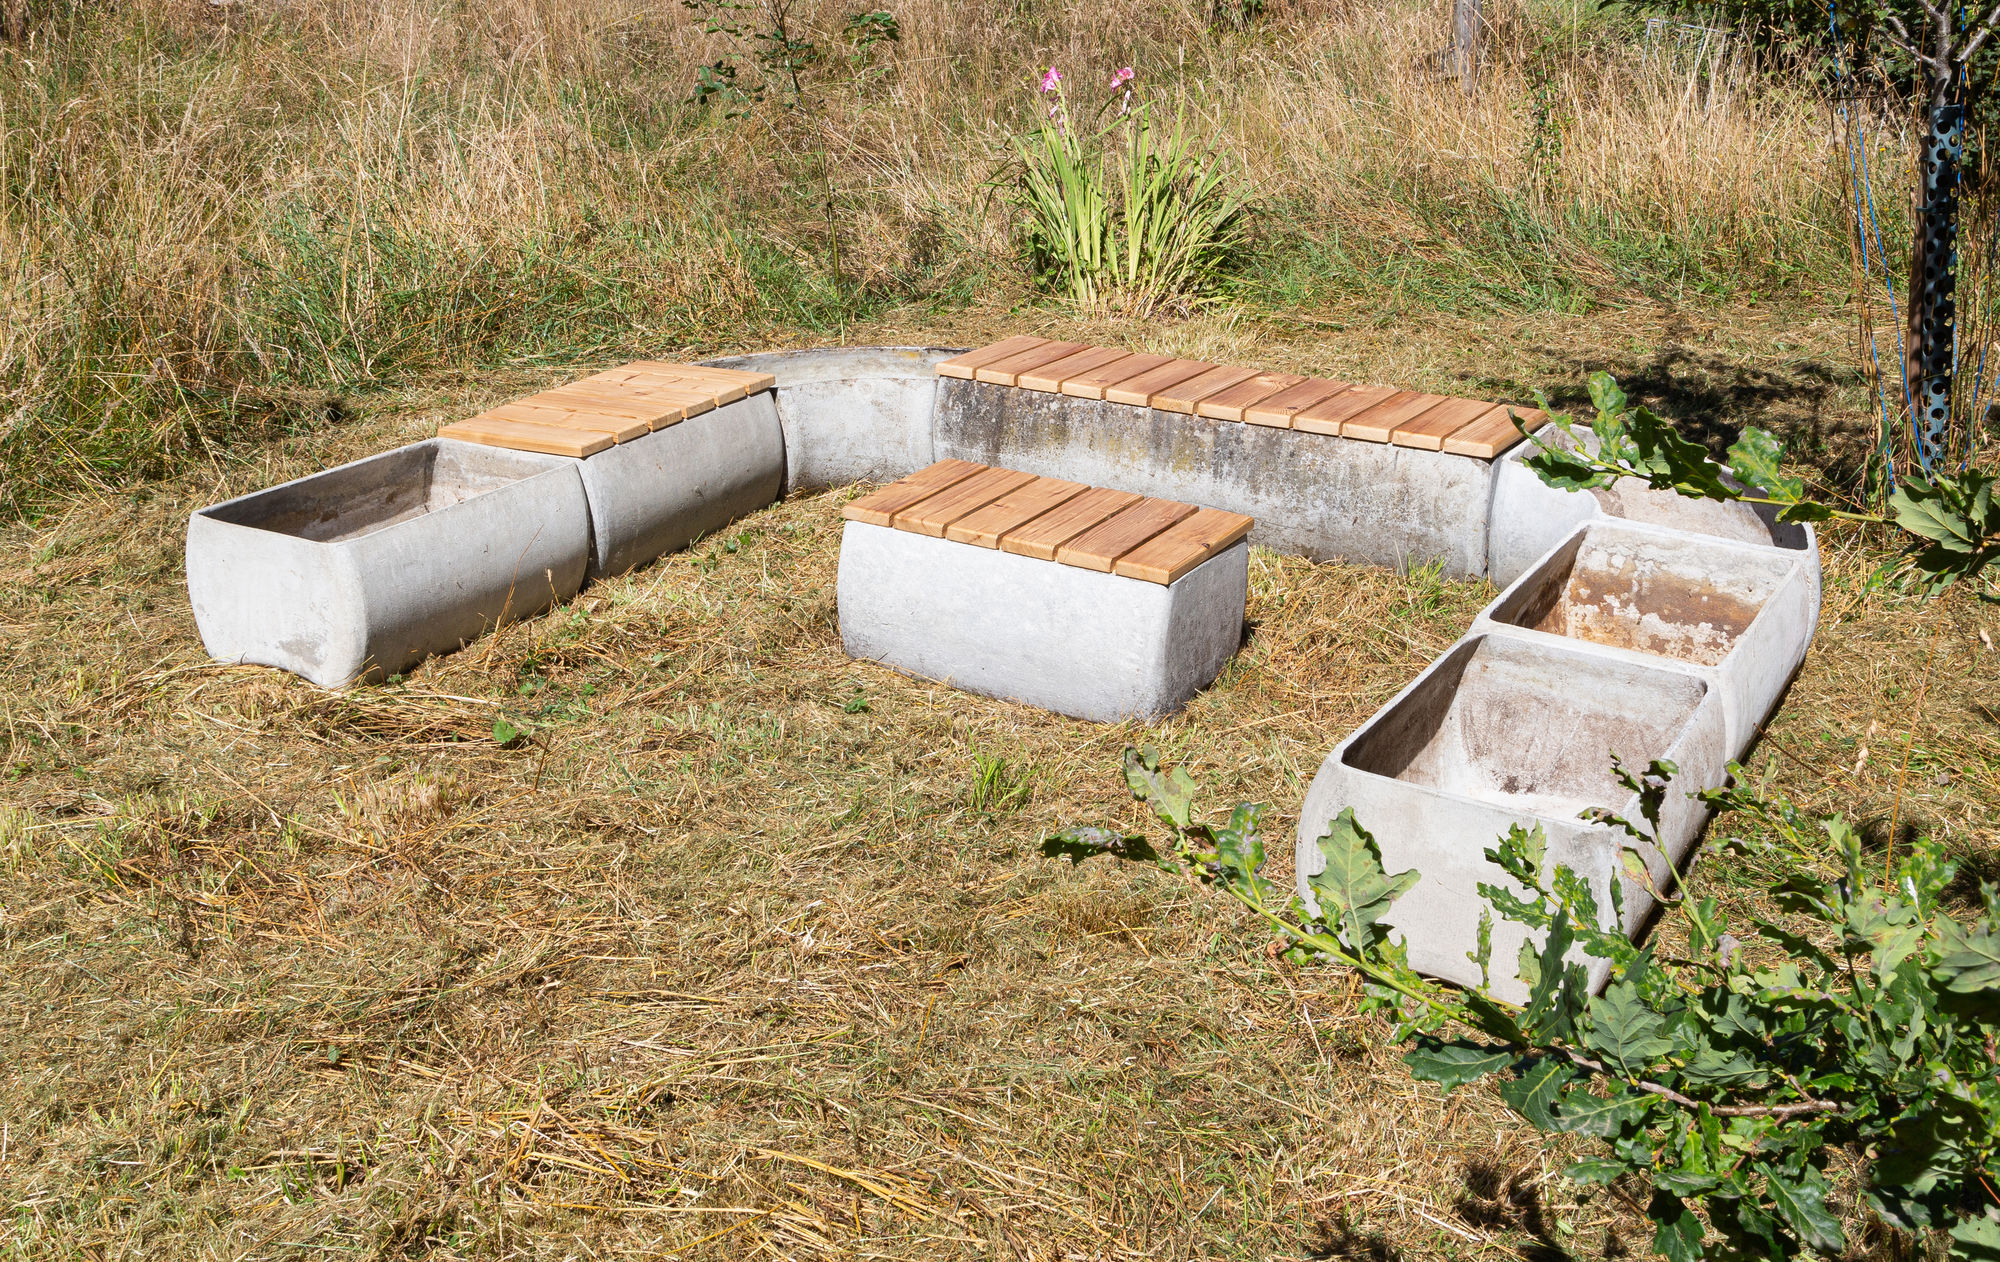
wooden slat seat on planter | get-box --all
[438,362,778,458]
[935,338,1538,458]
[837,461,1252,721]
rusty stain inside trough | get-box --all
[1483,529,1791,667]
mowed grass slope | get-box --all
[1,341,1996,1258]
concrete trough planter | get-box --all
[186,438,590,688]
[1473,520,1819,755]
[1294,632,1730,1000]
[836,520,1249,722]
[569,392,786,578]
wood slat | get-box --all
[1015,346,1133,394]
[1442,405,1539,459]
[1241,378,1352,429]
[935,337,1048,380]
[974,340,1091,387]
[559,377,720,420]
[1194,371,1306,423]
[518,387,693,428]
[943,476,1089,548]
[891,467,1039,537]
[1150,365,1261,415]
[1059,352,1177,399]
[1104,359,1216,407]
[612,362,776,400]
[907,458,989,486]
[1292,384,1397,435]
[1055,499,1197,572]
[841,461,988,526]
[1389,396,1497,450]
[1341,392,1451,443]
[478,402,650,442]
[998,486,1142,560]
[440,418,611,458]
[1111,507,1255,584]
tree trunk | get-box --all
[1905,82,1964,472]
[1452,0,1481,94]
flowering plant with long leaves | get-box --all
[1012,66,1249,315]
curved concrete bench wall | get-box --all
[702,347,955,492]
[186,344,1825,999]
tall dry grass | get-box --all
[0,0,1883,514]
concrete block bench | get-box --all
[836,460,1252,721]
[186,438,591,687]
[929,337,1541,578]
[441,361,783,579]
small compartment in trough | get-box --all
[1484,525,1795,666]
[1340,633,1709,819]
[187,438,591,688]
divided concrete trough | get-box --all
[836,522,1248,722]
[1294,632,1731,1001]
[186,438,590,688]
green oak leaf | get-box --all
[1123,745,1197,831]
[1761,1165,1844,1255]
[1403,1038,1513,1089]
[1586,981,1674,1076]
[1552,1085,1648,1138]
[1649,1190,1706,1262]
[1724,426,1806,503]
[1305,808,1419,949]
[1498,1056,1576,1132]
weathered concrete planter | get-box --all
[1294,632,1730,1000]
[1473,520,1818,755]
[931,378,1493,576]
[1487,425,1817,588]
[703,347,956,492]
[186,438,590,687]
[568,393,785,578]
[836,520,1248,722]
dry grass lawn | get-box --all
[2,302,1996,1260]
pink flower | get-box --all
[1110,66,1134,88]
[1040,67,1062,92]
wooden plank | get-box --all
[1150,365,1260,415]
[613,365,750,405]
[440,418,611,458]
[1015,346,1133,393]
[943,476,1090,548]
[1389,396,1497,450]
[1111,507,1255,584]
[1241,378,1352,429]
[1055,498,1197,572]
[841,461,988,526]
[1442,405,1540,459]
[1104,359,1216,407]
[907,458,989,487]
[530,384,699,429]
[478,402,650,442]
[1341,392,1451,443]
[935,336,1048,380]
[998,486,1142,560]
[891,467,1039,537]
[974,340,1091,387]
[1194,371,1305,423]
[1059,352,1177,400]
[1292,384,1396,435]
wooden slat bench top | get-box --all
[843,461,1252,586]
[935,339,1539,460]
[438,361,777,458]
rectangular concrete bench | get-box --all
[837,461,1253,721]
[932,337,1544,576]
[439,361,784,578]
